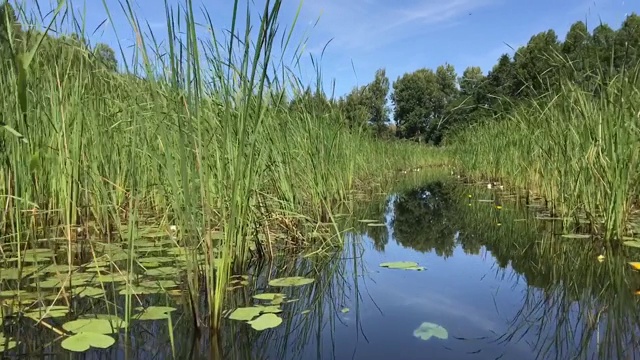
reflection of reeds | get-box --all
[455,185,640,359]
[0,0,445,343]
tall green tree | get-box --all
[366,68,390,136]
[512,30,562,96]
[391,64,458,144]
[94,42,118,72]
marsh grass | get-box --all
[0,0,444,347]
[450,65,640,242]
[453,185,640,359]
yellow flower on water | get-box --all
[597,255,605,262]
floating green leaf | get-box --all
[0,267,38,280]
[0,334,17,352]
[253,293,285,301]
[75,286,105,298]
[413,322,448,341]
[145,267,178,277]
[379,261,425,271]
[133,306,177,320]
[61,332,115,352]
[341,307,350,313]
[62,317,126,335]
[24,305,69,320]
[229,307,262,321]
[560,234,592,239]
[247,313,282,331]
[268,276,314,287]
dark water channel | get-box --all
[4,179,640,359]
[215,180,640,360]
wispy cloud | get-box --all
[300,0,497,53]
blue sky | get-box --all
[20,0,640,98]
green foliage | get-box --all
[0,0,443,338]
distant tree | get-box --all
[392,64,459,144]
[366,68,390,136]
[562,21,591,78]
[512,30,562,96]
[614,13,640,70]
[94,43,118,72]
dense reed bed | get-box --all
[449,67,640,242]
[0,0,445,336]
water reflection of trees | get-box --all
[390,181,457,257]
[454,186,640,359]
[378,181,640,359]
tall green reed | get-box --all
[450,65,640,241]
[0,0,444,336]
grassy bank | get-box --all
[0,0,445,339]
[448,67,640,242]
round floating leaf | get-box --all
[75,286,105,298]
[61,332,115,352]
[62,318,126,335]
[341,308,350,313]
[560,234,592,239]
[229,307,262,321]
[145,267,178,277]
[413,322,448,341]
[0,334,17,352]
[253,293,285,301]
[247,313,282,331]
[379,261,425,271]
[43,264,78,273]
[268,276,314,287]
[24,305,69,320]
[133,306,177,320]
[256,305,282,314]
[0,267,39,280]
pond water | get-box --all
[3,179,640,359]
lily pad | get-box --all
[413,322,448,341]
[341,308,350,313]
[24,305,70,320]
[75,286,105,298]
[61,332,115,352]
[247,313,282,331]
[0,334,17,352]
[145,267,178,277]
[253,293,285,301]
[133,306,177,320]
[560,234,592,239]
[380,261,425,271]
[229,307,263,321]
[268,276,315,287]
[62,318,126,335]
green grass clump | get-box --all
[0,0,444,333]
[449,68,640,242]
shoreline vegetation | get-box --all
[0,0,446,345]
[438,15,640,243]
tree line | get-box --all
[3,1,640,145]
[323,13,640,144]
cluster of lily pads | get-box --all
[226,276,315,331]
[0,229,206,353]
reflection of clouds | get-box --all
[392,286,501,332]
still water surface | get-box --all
[220,180,640,360]
[5,180,640,359]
